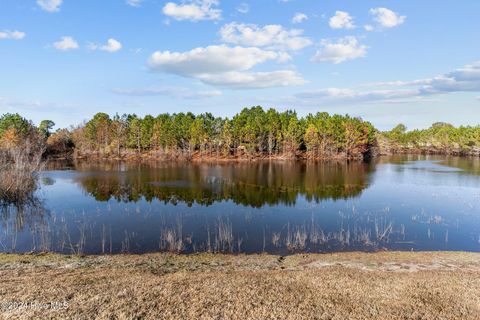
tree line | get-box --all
[381,122,480,156]
[1,108,479,160]
[62,106,377,160]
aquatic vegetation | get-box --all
[0,114,46,209]
[0,157,479,255]
[0,144,44,206]
[285,223,308,251]
[215,217,234,253]
[271,232,281,248]
[160,222,184,253]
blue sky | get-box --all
[0,0,479,130]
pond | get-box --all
[1,155,480,254]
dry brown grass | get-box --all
[0,141,44,205]
[0,252,479,319]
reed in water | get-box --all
[0,114,46,206]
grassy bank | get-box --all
[1,252,479,319]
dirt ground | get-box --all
[0,251,479,319]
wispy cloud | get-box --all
[196,70,306,89]
[364,61,480,94]
[126,0,142,7]
[37,0,63,12]
[162,0,221,22]
[236,3,249,14]
[0,96,75,112]
[112,87,222,100]
[294,88,423,106]
[0,97,42,109]
[364,25,374,32]
[0,30,26,40]
[113,86,222,99]
[291,61,480,106]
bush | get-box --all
[0,114,45,205]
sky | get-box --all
[0,0,479,131]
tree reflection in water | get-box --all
[2,159,477,254]
[1,199,49,252]
[72,160,374,206]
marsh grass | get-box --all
[215,217,234,253]
[0,141,44,206]
[271,232,281,248]
[160,218,184,253]
[0,199,456,255]
[286,223,308,251]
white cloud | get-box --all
[329,11,355,29]
[294,61,480,106]
[311,36,367,64]
[421,61,480,93]
[147,44,305,89]
[236,3,249,14]
[368,61,480,94]
[443,62,480,82]
[0,97,43,109]
[292,12,308,24]
[90,38,123,52]
[162,0,221,21]
[53,36,79,51]
[370,8,406,28]
[295,88,421,105]
[364,25,374,32]
[113,86,222,99]
[126,0,142,7]
[0,30,26,40]
[197,70,306,89]
[148,45,284,76]
[0,96,71,113]
[219,22,312,51]
[276,52,292,63]
[37,0,63,12]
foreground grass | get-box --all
[0,252,479,319]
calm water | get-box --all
[1,155,480,254]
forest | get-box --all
[381,122,480,156]
[1,107,480,163]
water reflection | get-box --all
[1,201,48,252]
[71,161,374,207]
[377,154,480,176]
[1,156,479,254]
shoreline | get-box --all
[48,150,480,163]
[1,251,479,319]
[57,151,358,162]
